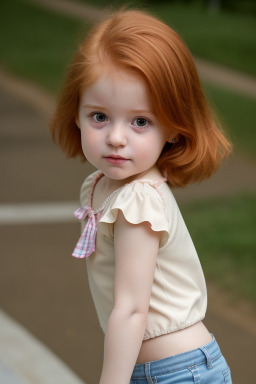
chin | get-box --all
[102,169,134,181]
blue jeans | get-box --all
[130,334,232,383]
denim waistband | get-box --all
[131,334,221,379]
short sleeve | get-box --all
[98,182,169,248]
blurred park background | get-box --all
[0,1,256,383]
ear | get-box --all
[167,136,178,144]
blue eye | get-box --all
[134,118,148,127]
[93,113,107,123]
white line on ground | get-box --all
[0,309,86,384]
[0,202,79,225]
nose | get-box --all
[106,123,127,147]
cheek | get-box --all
[137,133,166,158]
[81,129,94,156]
[80,129,97,157]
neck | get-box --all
[101,166,162,192]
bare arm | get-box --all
[99,211,161,384]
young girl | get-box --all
[51,9,232,384]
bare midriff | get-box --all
[136,321,213,364]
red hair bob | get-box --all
[50,9,232,187]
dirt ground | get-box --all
[0,70,256,384]
[1,1,256,383]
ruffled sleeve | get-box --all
[98,182,169,248]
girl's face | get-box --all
[77,68,174,184]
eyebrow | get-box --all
[83,104,108,111]
[130,109,154,116]
[83,105,154,116]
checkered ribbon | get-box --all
[72,206,102,258]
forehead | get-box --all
[80,67,152,109]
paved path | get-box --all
[31,0,256,98]
[1,2,256,384]
[1,66,256,384]
[1,65,255,204]
[0,309,86,384]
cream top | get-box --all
[76,170,207,341]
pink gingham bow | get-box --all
[72,206,103,258]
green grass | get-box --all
[181,194,256,303]
[0,0,89,93]
[76,0,141,8]
[203,84,256,157]
[157,3,256,77]
[0,1,255,156]
[0,0,255,305]
[78,0,256,77]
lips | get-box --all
[104,154,129,165]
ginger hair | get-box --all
[50,9,232,187]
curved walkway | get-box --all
[1,64,256,201]
[1,63,256,384]
[1,2,256,384]
[0,310,86,384]
[31,0,256,98]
